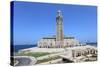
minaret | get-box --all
[56,10,64,47]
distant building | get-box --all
[38,10,80,48]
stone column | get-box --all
[72,50,75,58]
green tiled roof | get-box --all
[43,36,74,39]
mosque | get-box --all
[37,10,80,48]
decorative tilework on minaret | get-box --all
[56,10,64,47]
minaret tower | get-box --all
[56,10,64,47]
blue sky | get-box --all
[12,1,97,45]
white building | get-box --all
[38,36,80,48]
[38,10,80,48]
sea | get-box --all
[13,45,37,52]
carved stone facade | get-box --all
[38,37,80,48]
